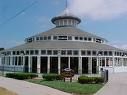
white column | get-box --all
[123,58,125,66]
[115,57,117,66]
[28,56,31,72]
[121,58,123,67]
[10,56,13,66]
[119,58,121,66]
[13,57,15,72]
[88,57,92,74]
[96,57,99,73]
[112,52,115,73]
[47,56,50,74]
[105,57,106,67]
[117,58,119,66]
[78,57,82,75]
[125,58,127,66]
[68,57,70,69]
[37,56,41,73]
[9,56,12,71]
[58,56,61,74]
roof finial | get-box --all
[66,0,68,9]
[65,0,69,15]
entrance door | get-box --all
[41,57,47,73]
[50,57,58,73]
[70,57,78,74]
[82,57,88,74]
[24,56,28,72]
[32,56,37,73]
[61,57,68,71]
[92,58,97,74]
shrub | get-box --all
[94,77,104,83]
[78,76,104,84]
[43,74,62,81]
[6,73,37,80]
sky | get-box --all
[0,0,127,49]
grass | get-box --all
[0,87,17,95]
[27,79,103,95]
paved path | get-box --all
[95,72,127,95]
[0,76,71,95]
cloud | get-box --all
[68,0,127,20]
[110,43,127,50]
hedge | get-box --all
[43,74,63,81]
[78,76,104,84]
[6,73,37,80]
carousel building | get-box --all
[1,9,127,74]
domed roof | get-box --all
[33,27,106,40]
[51,16,81,25]
[51,8,81,26]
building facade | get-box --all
[1,11,127,74]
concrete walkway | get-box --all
[0,76,71,95]
[95,72,127,95]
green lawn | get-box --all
[27,79,103,95]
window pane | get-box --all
[35,50,39,55]
[26,50,29,55]
[109,51,112,56]
[88,38,91,41]
[13,51,16,55]
[47,50,52,55]
[61,50,66,55]
[80,37,83,40]
[41,50,46,55]
[67,50,72,55]
[84,37,87,41]
[36,37,39,40]
[30,50,34,55]
[87,51,91,55]
[104,51,108,56]
[53,50,58,55]
[73,50,79,55]
[92,51,96,55]
[81,50,86,55]
[68,36,72,40]
[75,37,78,40]
[53,36,57,40]
[17,51,20,55]
[40,37,43,40]
[44,36,47,40]
[48,36,51,40]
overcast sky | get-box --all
[0,0,127,49]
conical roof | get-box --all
[7,41,122,51]
[31,27,106,41]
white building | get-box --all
[0,8,127,74]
